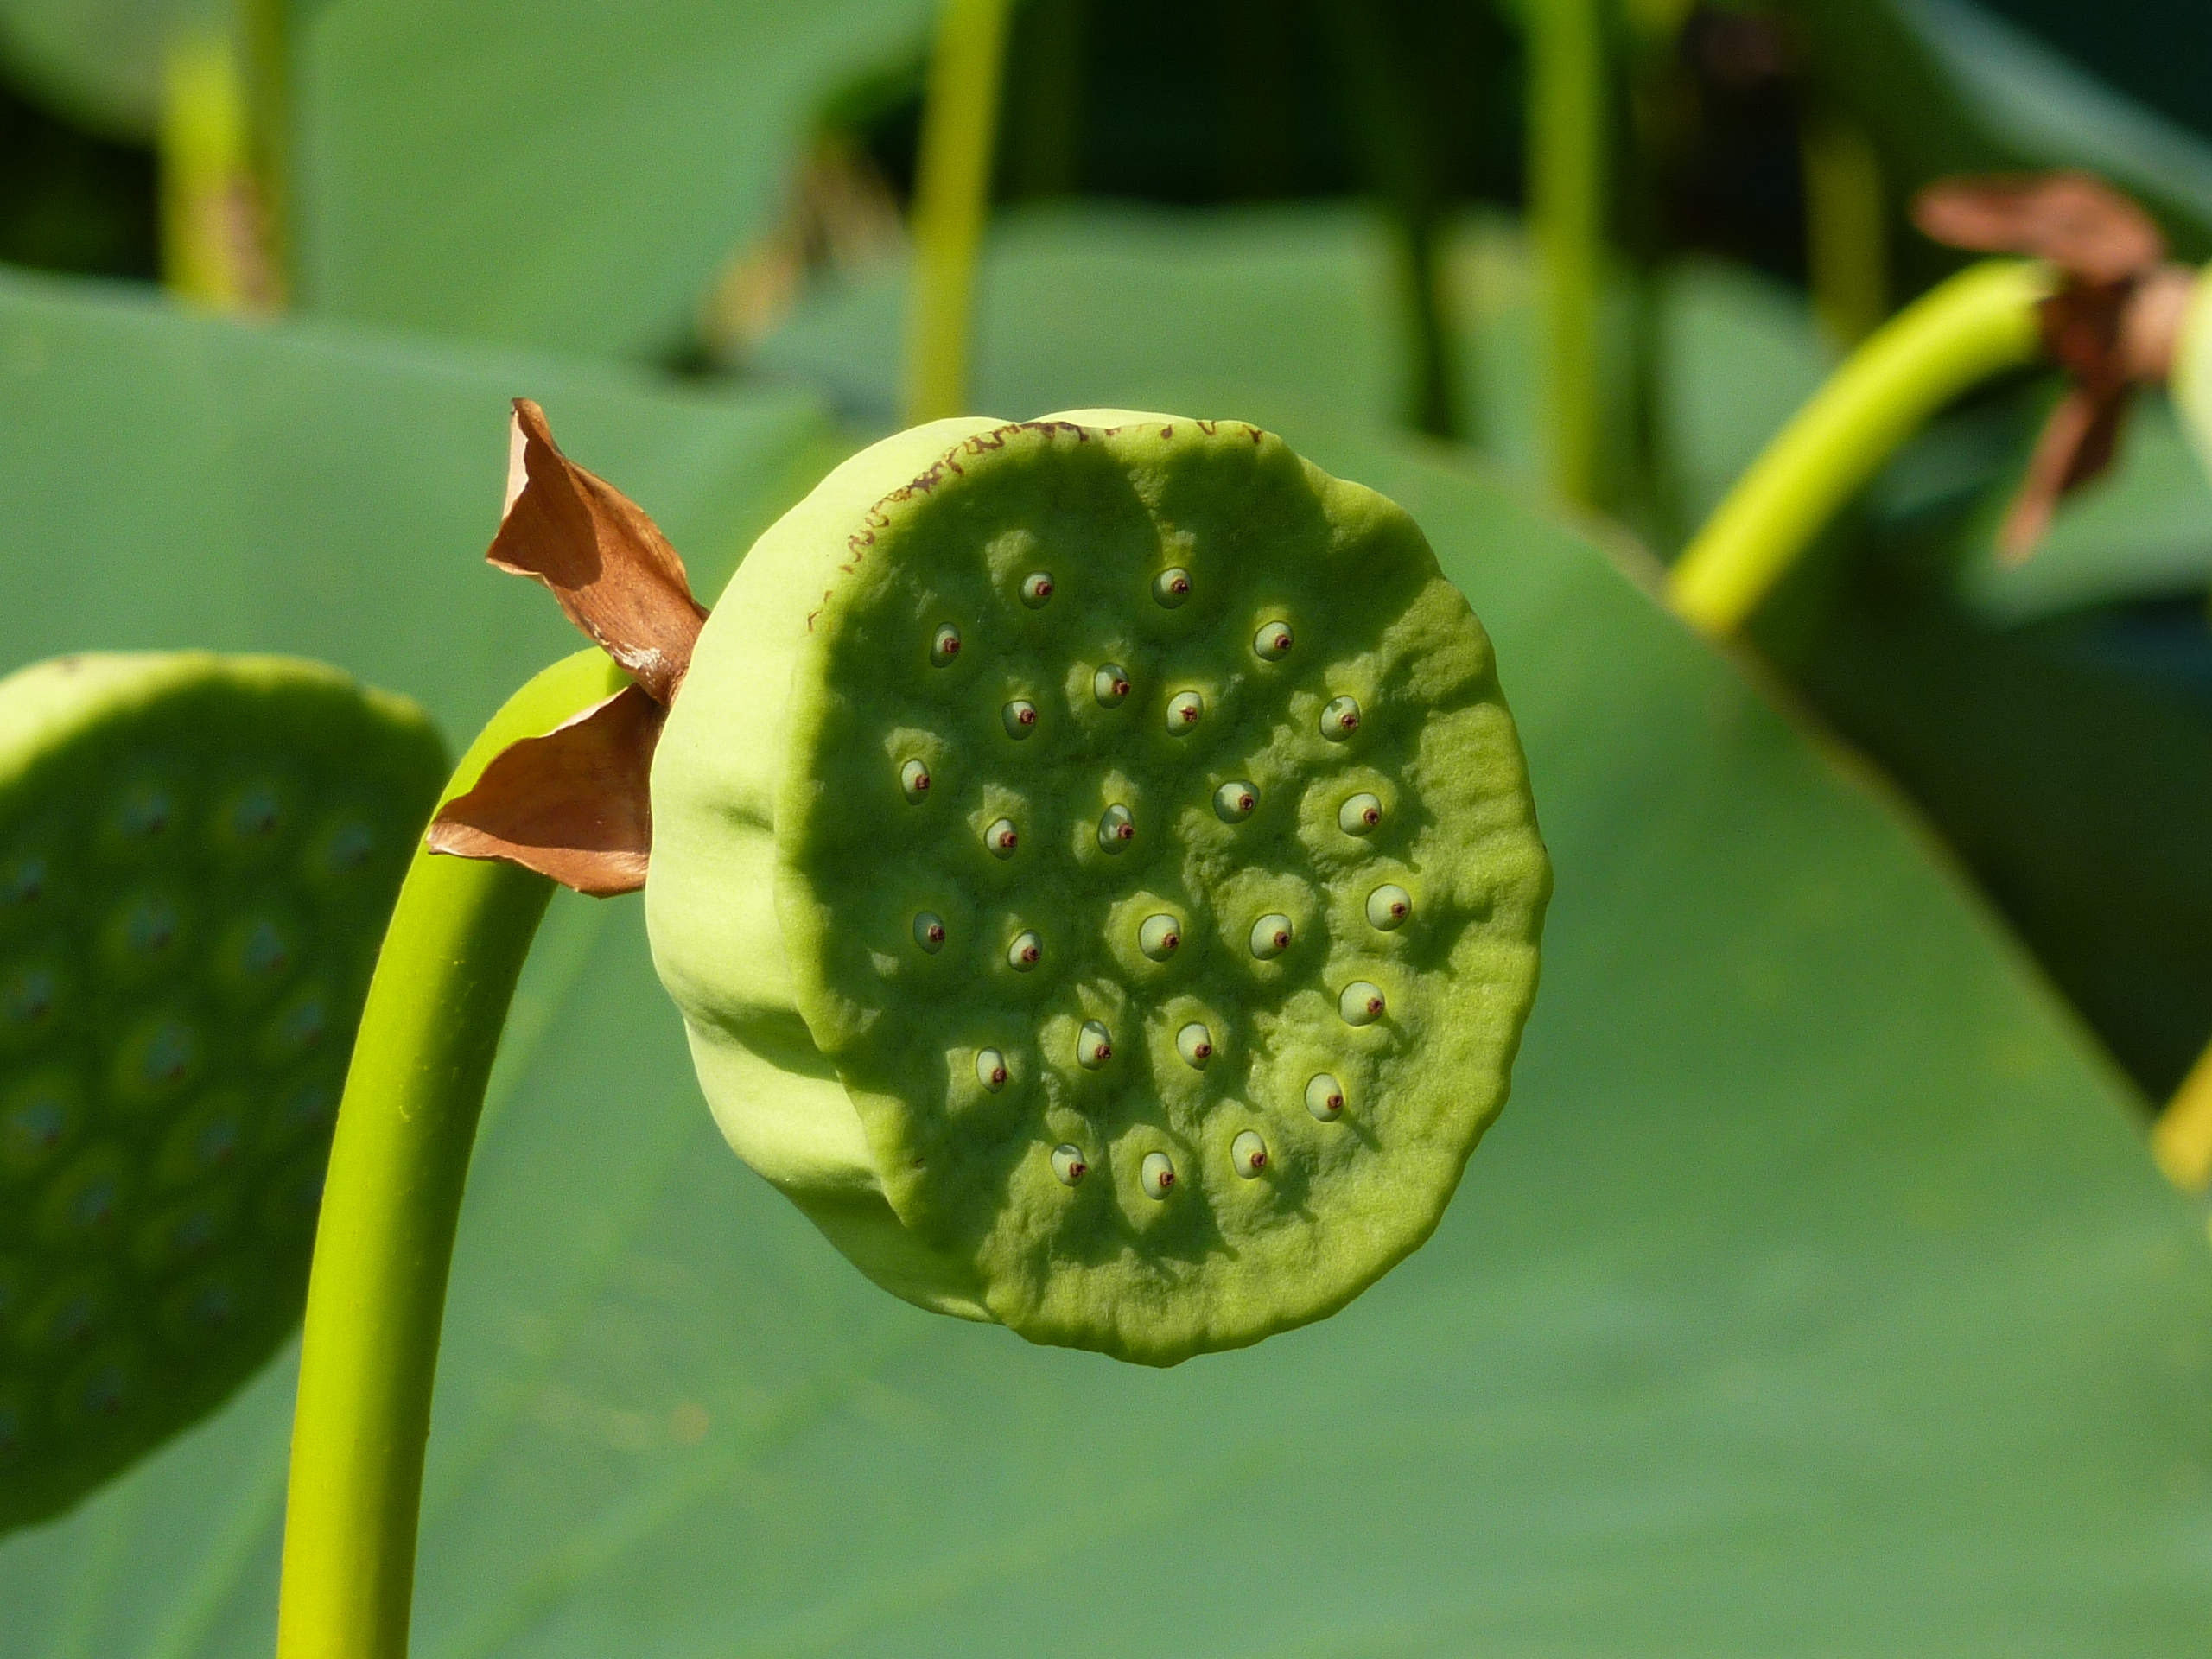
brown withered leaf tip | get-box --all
[490,398,707,706]
[429,684,663,897]
[1913,171,2181,563]
[429,400,708,895]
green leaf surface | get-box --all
[3,257,2212,1654]
[296,0,935,360]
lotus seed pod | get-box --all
[646,411,1550,1365]
[0,652,443,1532]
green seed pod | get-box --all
[647,412,1550,1364]
[0,652,443,1531]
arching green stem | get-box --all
[1669,259,2050,638]
[904,0,1016,426]
[1527,0,1608,505]
[275,649,626,1659]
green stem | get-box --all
[275,649,626,1659]
[1527,0,1607,505]
[904,0,1017,426]
[1315,0,1462,442]
[1668,259,2050,639]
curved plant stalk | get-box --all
[275,648,626,1659]
[904,0,1017,426]
[1668,259,2049,638]
[1527,0,1608,505]
[2153,1055,2212,1195]
[1800,105,1888,350]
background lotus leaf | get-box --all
[1,262,2209,1656]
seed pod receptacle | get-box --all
[648,413,1549,1365]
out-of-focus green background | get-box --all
[9,3,2212,1653]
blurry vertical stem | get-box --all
[159,0,287,310]
[1314,0,1461,442]
[905,0,1016,425]
[1668,260,2048,638]
[1527,0,1607,505]
[276,650,624,1659]
[1801,106,1887,349]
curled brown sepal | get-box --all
[1914,171,2190,562]
[428,399,709,895]
[489,397,708,705]
[428,684,662,897]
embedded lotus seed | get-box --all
[1097,804,1135,850]
[976,1048,1008,1090]
[1306,1073,1346,1121]
[930,625,962,665]
[1077,1020,1112,1068]
[899,759,931,802]
[1093,664,1131,707]
[1052,1145,1088,1185]
[1176,1021,1214,1067]
[914,912,946,952]
[1141,1150,1177,1198]
[1231,1130,1269,1177]
[1249,913,1294,959]
[1153,567,1192,607]
[1255,621,1293,660]
[1020,571,1054,607]
[1367,884,1413,931]
[1008,931,1043,970]
[1166,691,1205,734]
[1002,700,1038,739]
[1138,914,1181,960]
[1339,981,1386,1025]
[1321,696,1362,740]
[986,817,1019,858]
[1339,792,1383,836]
[1213,781,1257,822]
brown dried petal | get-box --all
[489,399,707,705]
[1999,384,2131,564]
[427,683,661,896]
[1912,172,2164,284]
